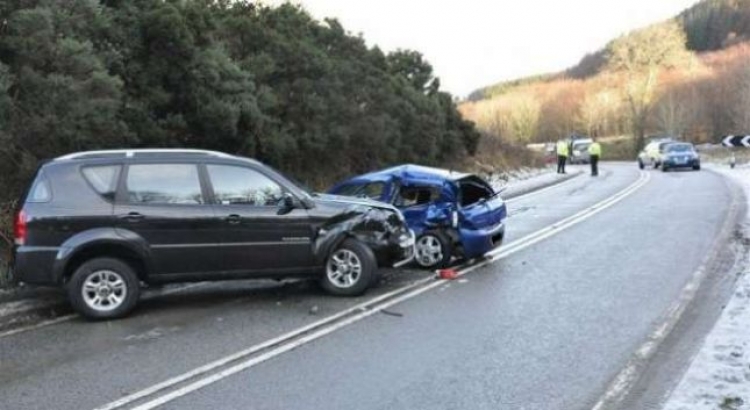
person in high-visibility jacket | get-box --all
[556,140,569,174]
[588,138,602,176]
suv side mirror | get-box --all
[278,192,297,214]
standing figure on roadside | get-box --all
[588,138,602,176]
[556,140,569,174]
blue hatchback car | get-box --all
[329,165,507,269]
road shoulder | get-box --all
[659,165,750,410]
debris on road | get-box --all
[438,269,459,280]
[381,309,404,318]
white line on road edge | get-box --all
[0,314,77,339]
[0,283,207,340]
[589,171,742,410]
[97,170,650,410]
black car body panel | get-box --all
[12,150,414,288]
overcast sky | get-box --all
[276,0,700,97]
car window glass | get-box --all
[27,173,51,203]
[362,183,386,200]
[82,165,121,196]
[335,183,365,197]
[126,164,203,205]
[395,186,437,207]
[207,165,283,206]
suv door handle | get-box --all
[119,212,145,222]
[225,214,241,225]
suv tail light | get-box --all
[14,209,27,246]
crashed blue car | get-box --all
[329,165,507,269]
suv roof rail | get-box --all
[55,149,235,161]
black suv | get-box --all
[12,149,415,319]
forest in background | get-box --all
[0,0,485,206]
[462,0,750,155]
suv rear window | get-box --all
[82,165,121,198]
[126,164,203,205]
[27,172,51,203]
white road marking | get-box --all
[0,283,206,340]
[96,170,650,410]
[0,314,77,339]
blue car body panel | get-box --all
[329,165,507,259]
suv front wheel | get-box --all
[68,257,141,319]
[320,239,376,296]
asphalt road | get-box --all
[0,163,741,410]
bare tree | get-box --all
[733,64,750,132]
[653,87,697,138]
[606,21,693,153]
[507,95,540,143]
[578,90,620,137]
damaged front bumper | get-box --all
[391,230,416,268]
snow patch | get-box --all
[662,164,750,410]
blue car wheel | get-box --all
[415,232,452,269]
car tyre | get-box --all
[638,160,644,170]
[662,165,669,172]
[414,231,453,270]
[693,164,701,171]
[320,239,376,296]
[67,257,141,320]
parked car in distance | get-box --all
[660,142,701,172]
[328,165,507,269]
[569,139,593,164]
[12,149,415,319]
[638,138,674,169]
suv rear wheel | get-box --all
[321,239,376,296]
[68,257,141,319]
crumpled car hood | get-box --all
[312,193,399,213]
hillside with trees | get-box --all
[462,0,750,154]
[0,0,483,206]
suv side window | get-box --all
[82,165,121,198]
[207,165,283,206]
[126,164,203,205]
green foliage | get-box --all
[679,0,750,51]
[0,0,480,199]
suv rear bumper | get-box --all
[13,246,61,285]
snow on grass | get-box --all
[662,164,750,410]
